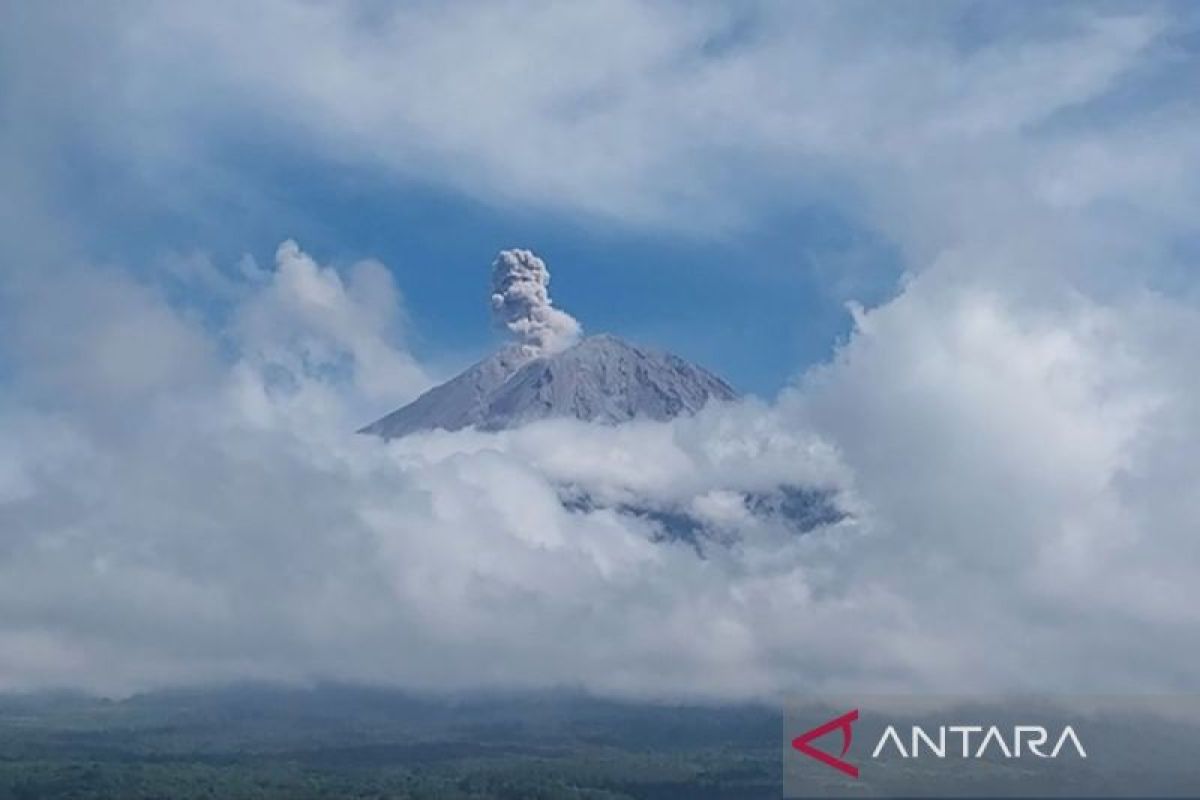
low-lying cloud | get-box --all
[1,241,1196,700]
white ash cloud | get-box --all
[490,249,581,354]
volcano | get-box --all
[360,333,737,439]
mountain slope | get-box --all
[360,334,737,439]
[358,346,531,438]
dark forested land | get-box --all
[0,686,781,799]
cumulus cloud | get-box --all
[0,237,1197,700]
[490,249,581,354]
[233,240,429,422]
[0,242,843,697]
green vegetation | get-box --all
[0,687,781,799]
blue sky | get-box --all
[49,118,902,397]
[6,2,1196,401]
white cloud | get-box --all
[232,240,428,422]
[791,267,1200,689]
[0,239,1197,699]
[5,3,1184,237]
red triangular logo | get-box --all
[791,709,859,778]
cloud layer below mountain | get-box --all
[0,239,1197,699]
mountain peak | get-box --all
[361,333,737,439]
[360,249,737,439]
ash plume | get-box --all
[490,249,581,354]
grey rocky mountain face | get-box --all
[360,334,738,439]
[559,484,846,555]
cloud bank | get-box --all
[0,239,1197,699]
